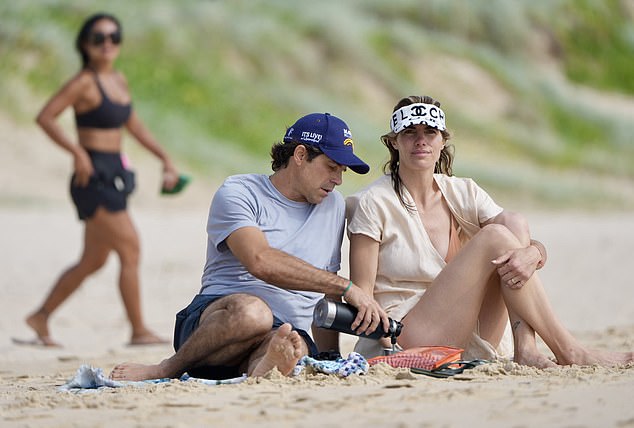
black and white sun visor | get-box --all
[390,103,446,133]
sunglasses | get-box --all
[89,31,122,46]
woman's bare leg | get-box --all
[506,307,557,368]
[477,273,556,368]
[477,273,508,347]
[25,217,111,346]
[474,260,556,367]
[94,208,166,345]
[399,225,514,349]
[399,224,632,367]
[499,271,633,366]
[488,212,556,367]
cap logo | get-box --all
[390,103,446,133]
[301,131,323,144]
[282,112,370,174]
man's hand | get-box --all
[344,284,390,337]
[491,245,542,289]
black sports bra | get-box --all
[75,72,132,129]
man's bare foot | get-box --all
[250,323,304,377]
[129,330,169,346]
[110,361,170,381]
[22,311,61,347]
[514,352,557,369]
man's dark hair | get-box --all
[270,141,324,171]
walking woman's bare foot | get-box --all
[128,329,169,346]
[16,311,62,348]
[110,360,169,381]
[250,323,304,377]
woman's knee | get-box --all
[93,210,140,255]
[502,211,528,232]
[78,251,109,274]
[112,226,140,266]
[117,241,140,267]
[477,224,520,252]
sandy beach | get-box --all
[1,115,634,427]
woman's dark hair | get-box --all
[75,13,122,68]
[270,140,324,171]
[381,95,454,211]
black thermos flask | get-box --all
[313,298,402,340]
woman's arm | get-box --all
[484,210,547,288]
[35,73,94,186]
[348,233,389,337]
[124,110,179,189]
[486,210,547,267]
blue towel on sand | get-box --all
[58,365,247,393]
[295,352,369,377]
[60,354,368,393]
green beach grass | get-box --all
[1,0,633,209]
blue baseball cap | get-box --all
[283,113,370,174]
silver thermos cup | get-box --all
[313,298,402,340]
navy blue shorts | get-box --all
[173,294,318,380]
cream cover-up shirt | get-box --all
[346,174,513,360]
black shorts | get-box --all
[173,293,318,380]
[70,150,135,220]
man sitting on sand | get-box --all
[110,113,389,381]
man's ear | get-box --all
[293,144,307,165]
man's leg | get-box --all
[110,294,274,380]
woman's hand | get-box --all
[161,164,179,191]
[72,148,94,187]
[492,245,542,289]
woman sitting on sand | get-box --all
[21,12,181,347]
[346,95,633,368]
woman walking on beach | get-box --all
[21,12,180,347]
[347,95,633,368]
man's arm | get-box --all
[225,226,389,334]
[226,226,347,295]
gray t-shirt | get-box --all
[200,174,345,332]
